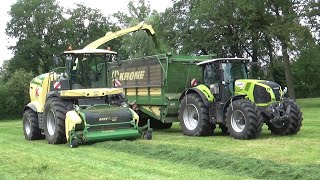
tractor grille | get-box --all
[253,85,271,103]
[259,81,281,101]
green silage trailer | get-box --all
[106,53,213,127]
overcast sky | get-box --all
[0,0,172,66]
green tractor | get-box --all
[23,48,152,148]
[179,58,302,139]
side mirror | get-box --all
[116,55,121,66]
[53,55,60,66]
[283,87,288,95]
[210,83,220,95]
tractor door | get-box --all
[221,62,248,101]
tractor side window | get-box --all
[204,64,219,86]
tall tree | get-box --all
[64,4,119,50]
[113,0,159,58]
[6,0,64,74]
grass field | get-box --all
[0,98,319,179]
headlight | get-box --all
[235,81,245,89]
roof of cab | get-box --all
[64,48,117,54]
[196,58,250,65]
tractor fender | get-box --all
[222,95,247,114]
[179,85,214,107]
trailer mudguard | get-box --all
[179,84,214,107]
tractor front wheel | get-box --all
[43,97,73,144]
[23,109,44,140]
[226,99,262,139]
[267,100,303,135]
[179,93,215,136]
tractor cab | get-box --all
[53,49,118,90]
[197,58,250,102]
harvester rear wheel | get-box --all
[179,93,215,136]
[266,100,303,135]
[226,99,262,139]
[43,97,73,144]
[23,109,44,140]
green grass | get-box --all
[0,98,320,179]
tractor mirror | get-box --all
[283,87,288,95]
[53,55,61,66]
[210,83,220,95]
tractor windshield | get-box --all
[64,54,108,89]
[222,62,248,98]
[222,62,248,82]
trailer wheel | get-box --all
[267,100,303,135]
[142,131,152,140]
[226,99,262,139]
[179,93,214,136]
[23,109,44,140]
[150,119,173,129]
[161,122,172,129]
[43,97,73,144]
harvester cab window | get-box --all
[70,55,107,89]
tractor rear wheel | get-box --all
[43,97,73,144]
[23,109,44,140]
[226,99,262,139]
[266,100,303,135]
[179,93,215,136]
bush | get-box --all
[0,69,34,119]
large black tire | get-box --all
[23,109,44,140]
[178,93,215,136]
[266,100,303,135]
[43,97,73,144]
[226,99,262,139]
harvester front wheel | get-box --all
[266,100,303,135]
[43,97,73,144]
[179,93,215,136]
[226,99,262,139]
[23,109,43,140]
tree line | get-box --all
[0,0,319,119]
